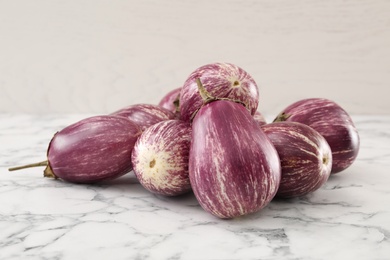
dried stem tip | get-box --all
[8,160,48,171]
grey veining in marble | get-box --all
[0,114,389,260]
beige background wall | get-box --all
[0,0,389,116]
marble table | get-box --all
[0,114,389,260]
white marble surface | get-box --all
[0,114,389,260]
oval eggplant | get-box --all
[46,115,141,183]
[274,98,359,174]
[254,110,267,126]
[158,87,181,117]
[111,103,175,131]
[262,122,332,198]
[180,62,259,122]
[132,120,192,196]
[190,100,281,219]
[9,115,142,183]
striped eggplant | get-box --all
[9,115,141,183]
[262,122,332,198]
[111,103,175,131]
[158,87,181,118]
[190,100,281,219]
[274,98,359,174]
[131,120,192,196]
[180,62,259,122]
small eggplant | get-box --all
[111,103,175,131]
[158,87,181,118]
[131,120,192,196]
[262,121,332,198]
[190,99,281,219]
[274,98,359,174]
[180,62,259,122]
[9,115,141,183]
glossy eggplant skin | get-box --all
[262,122,332,198]
[190,100,281,219]
[180,62,259,122]
[111,104,175,131]
[47,115,141,183]
[274,98,359,174]
[132,120,192,196]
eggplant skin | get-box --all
[132,120,192,196]
[47,115,141,183]
[158,87,181,117]
[180,62,259,122]
[190,100,281,219]
[262,122,332,198]
[254,110,267,126]
[274,98,360,174]
[111,103,175,131]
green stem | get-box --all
[196,78,216,104]
[8,160,48,171]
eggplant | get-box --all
[111,103,175,131]
[262,122,332,198]
[9,115,141,183]
[274,98,359,174]
[254,110,267,126]
[158,87,181,118]
[180,62,259,122]
[132,120,192,196]
[190,99,281,219]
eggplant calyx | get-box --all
[43,164,58,179]
[273,112,291,122]
[173,94,180,113]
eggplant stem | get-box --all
[196,78,216,104]
[273,112,290,122]
[8,160,48,171]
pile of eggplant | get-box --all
[9,62,360,219]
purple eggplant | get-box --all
[158,87,181,118]
[262,122,332,198]
[254,110,267,126]
[111,103,175,131]
[274,98,359,174]
[132,120,192,196]
[9,115,141,183]
[190,100,281,219]
[180,62,259,122]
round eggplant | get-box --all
[111,103,175,131]
[180,62,259,122]
[190,100,281,219]
[131,120,192,196]
[262,121,332,198]
[9,115,141,183]
[274,98,359,174]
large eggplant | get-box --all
[262,121,332,198]
[274,98,360,174]
[190,100,281,219]
[9,115,141,183]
